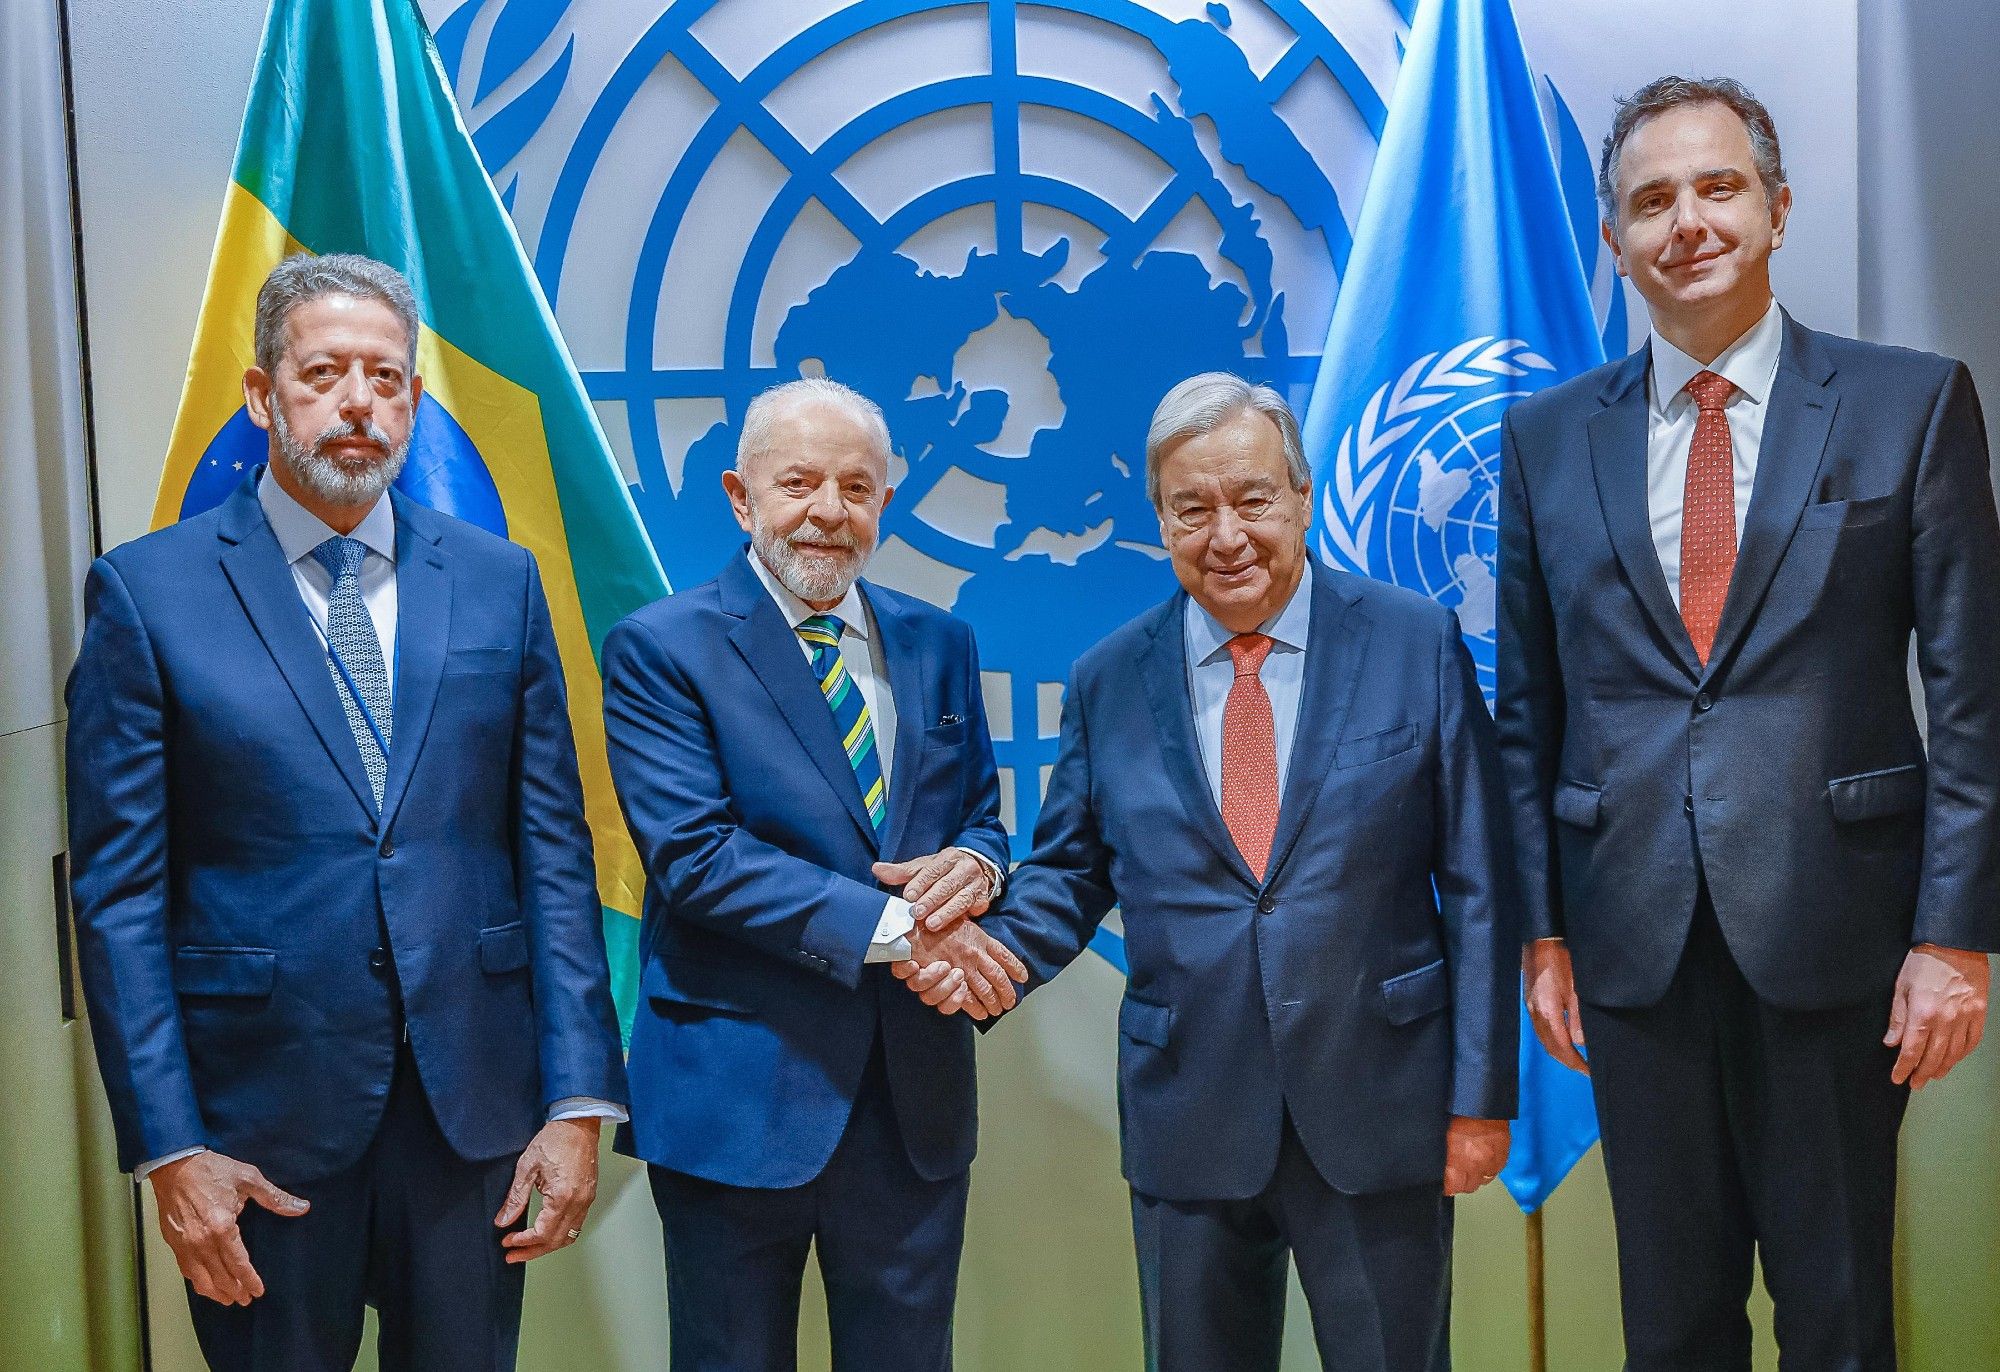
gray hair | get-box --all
[253,252,420,377]
[1597,75,1786,223]
[737,376,892,472]
[1144,372,1308,508]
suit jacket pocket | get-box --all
[1827,763,1924,823]
[1380,958,1449,1025]
[1799,492,1896,531]
[445,645,516,676]
[1118,994,1173,1048]
[1552,781,1602,830]
[478,921,530,974]
[924,719,969,748]
[641,953,759,1015]
[173,946,277,997]
[1334,723,1419,769]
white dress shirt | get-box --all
[1646,299,1784,607]
[747,553,1001,962]
[1185,568,1313,806]
[135,473,624,1179]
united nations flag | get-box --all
[1300,0,1608,1211]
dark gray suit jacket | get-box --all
[1498,311,2000,1010]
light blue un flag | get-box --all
[1302,0,1609,1212]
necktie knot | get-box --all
[311,535,367,583]
[797,613,846,654]
[1685,370,1735,413]
[1227,633,1273,679]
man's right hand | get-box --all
[149,1150,309,1306]
[1523,938,1589,1075]
[892,921,1029,1019]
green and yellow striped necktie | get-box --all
[796,613,886,831]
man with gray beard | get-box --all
[66,253,627,1371]
[602,377,1022,1371]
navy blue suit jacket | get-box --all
[1498,314,2000,1010]
[979,563,1517,1202]
[602,550,1008,1187]
[65,472,627,1181]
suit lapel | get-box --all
[1701,316,1839,682]
[1265,571,1367,883]
[722,554,879,850]
[378,498,451,829]
[868,586,929,860]
[215,481,377,818]
[1138,596,1254,886]
[1589,348,1702,680]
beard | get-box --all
[272,406,410,507]
[750,508,871,605]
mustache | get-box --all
[786,521,859,550]
[311,419,395,457]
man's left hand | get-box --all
[873,849,995,932]
[1886,944,1990,1089]
[1442,1117,1510,1197]
[496,1118,601,1262]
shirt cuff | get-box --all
[136,1145,208,1179]
[864,896,916,963]
[549,1097,629,1124]
[956,846,1005,900]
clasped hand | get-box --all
[875,848,1027,1019]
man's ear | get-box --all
[1768,183,1792,251]
[243,367,275,431]
[1601,219,1629,278]
[721,467,754,534]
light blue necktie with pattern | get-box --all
[310,536,392,809]
[796,613,885,832]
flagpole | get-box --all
[1526,1206,1548,1372]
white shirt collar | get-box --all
[257,465,397,566]
[1649,297,1784,416]
[1186,564,1313,667]
[747,547,872,641]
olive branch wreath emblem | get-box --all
[1316,336,1554,572]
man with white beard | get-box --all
[602,377,1023,1371]
[66,253,627,1370]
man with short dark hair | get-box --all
[1499,77,1998,1368]
[905,372,1516,1372]
[67,252,628,1371]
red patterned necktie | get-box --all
[1679,369,1739,666]
[1221,633,1279,881]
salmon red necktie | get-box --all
[1679,369,1739,666]
[1221,632,1279,881]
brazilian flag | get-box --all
[154,0,667,1029]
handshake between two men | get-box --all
[873,849,1028,1021]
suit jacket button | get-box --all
[1257,893,1277,914]
[1694,692,1713,712]
[379,837,395,858]
[368,947,389,971]
[1685,795,1695,814]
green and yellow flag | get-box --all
[155,0,666,1026]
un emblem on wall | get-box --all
[437,0,1397,852]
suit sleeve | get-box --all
[65,557,208,1172]
[975,666,1118,995]
[601,613,887,989]
[1908,363,2000,951]
[947,622,1009,874]
[1495,411,1567,943]
[513,555,629,1107]
[1434,610,1520,1120]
